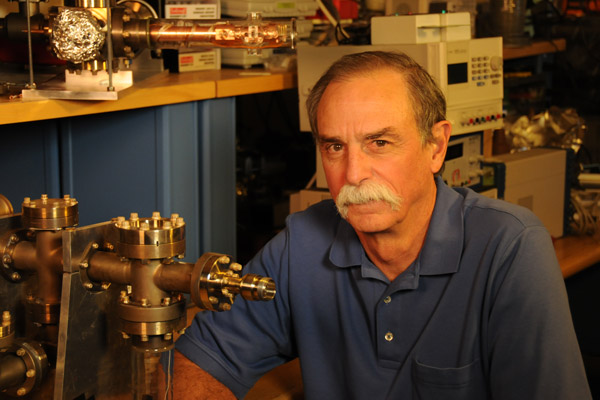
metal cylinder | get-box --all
[123,13,296,51]
[154,262,193,293]
[114,212,185,260]
[239,273,277,302]
[10,240,37,272]
[490,0,530,47]
[0,195,13,217]
[190,252,276,312]
[1,339,48,397]
[88,251,132,285]
[0,354,27,391]
[21,195,78,230]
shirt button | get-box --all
[383,296,391,304]
[384,332,394,342]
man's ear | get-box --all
[429,120,452,174]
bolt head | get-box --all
[231,263,243,272]
[16,387,27,396]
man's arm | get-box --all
[158,350,236,399]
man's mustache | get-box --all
[335,181,402,218]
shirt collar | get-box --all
[328,176,464,277]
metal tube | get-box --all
[24,0,35,89]
[130,259,165,306]
[154,262,193,293]
[123,14,295,50]
[88,251,132,285]
[35,231,63,304]
[11,241,37,272]
[0,354,27,391]
[106,0,114,91]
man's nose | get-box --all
[345,148,371,186]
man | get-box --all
[166,51,591,399]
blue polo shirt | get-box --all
[176,177,591,399]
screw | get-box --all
[140,222,149,231]
[220,303,232,311]
[122,332,130,339]
[23,197,30,205]
[178,328,186,335]
[163,221,172,229]
[92,242,99,249]
[63,194,71,200]
[140,335,149,342]
[162,297,171,306]
[218,256,231,264]
[130,212,139,221]
[140,298,149,307]
[11,272,20,281]
[80,261,88,269]
[16,348,25,357]
[26,369,35,378]
[16,387,27,396]
[152,211,161,219]
[105,243,114,251]
[209,296,218,304]
[84,282,93,289]
[230,263,242,272]
[9,234,18,243]
[164,332,172,341]
[101,283,110,290]
[2,254,11,265]
[2,311,11,324]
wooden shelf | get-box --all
[503,38,567,60]
[554,233,600,278]
[0,68,297,126]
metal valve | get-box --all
[191,253,276,312]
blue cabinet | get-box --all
[0,98,236,261]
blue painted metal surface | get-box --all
[0,98,236,261]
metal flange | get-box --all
[114,212,185,259]
[2,339,48,397]
[21,195,78,230]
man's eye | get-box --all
[374,140,388,147]
[326,143,343,153]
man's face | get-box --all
[316,69,445,235]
